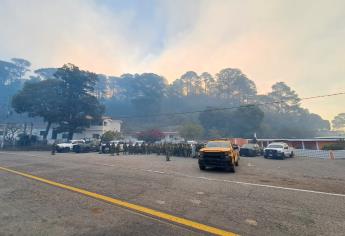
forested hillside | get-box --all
[0,58,330,138]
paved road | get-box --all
[0,151,344,236]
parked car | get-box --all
[264,142,294,159]
[56,140,85,153]
[73,140,100,153]
[239,143,262,157]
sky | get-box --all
[0,0,345,120]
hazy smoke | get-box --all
[0,0,344,119]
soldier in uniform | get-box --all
[191,144,196,158]
[157,144,161,155]
[134,143,139,155]
[51,141,57,155]
[144,143,148,155]
[116,143,121,155]
[178,144,182,157]
[104,142,111,154]
[98,142,103,154]
[165,143,171,161]
[183,144,188,157]
[110,142,115,156]
[123,143,128,155]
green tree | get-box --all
[199,106,264,138]
[54,64,105,140]
[116,73,167,118]
[12,79,63,141]
[332,113,345,130]
[231,106,264,137]
[216,68,257,102]
[200,72,215,95]
[267,82,300,113]
[0,58,31,119]
[170,71,202,96]
[179,122,203,140]
[101,131,121,142]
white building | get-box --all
[160,131,184,143]
[72,117,122,140]
[29,117,121,143]
[0,117,122,146]
[125,131,184,144]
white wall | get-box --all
[31,119,122,143]
[73,119,121,140]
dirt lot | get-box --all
[0,151,344,236]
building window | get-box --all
[40,131,46,136]
[93,134,100,139]
[62,133,69,139]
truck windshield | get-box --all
[206,141,229,148]
[267,144,283,148]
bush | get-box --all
[179,122,203,140]
[322,141,345,150]
[101,131,122,142]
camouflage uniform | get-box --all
[116,143,121,155]
[51,142,57,155]
[110,143,115,156]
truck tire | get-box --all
[199,164,206,170]
[290,152,294,158]
[281,153,285,160]
[226,165,235,173]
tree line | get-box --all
[1,58,342,140]
[101,68,331,138]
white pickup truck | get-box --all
[56,140,85,152]
[264,142,294,159]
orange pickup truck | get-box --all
[198,139,239,172]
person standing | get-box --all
[116,143,121,155]
[110,143,115,156]
[165,143,171,161]
[123,143,128,155]
[51,141,57,155]
[191,144,196,158]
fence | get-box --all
[294,149,345,159]
[1,144,52,151]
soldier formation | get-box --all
[102,142,205,158]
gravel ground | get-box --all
[0,151,344,236]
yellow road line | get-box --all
[0,166,238,236]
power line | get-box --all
[115,92,345,120]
